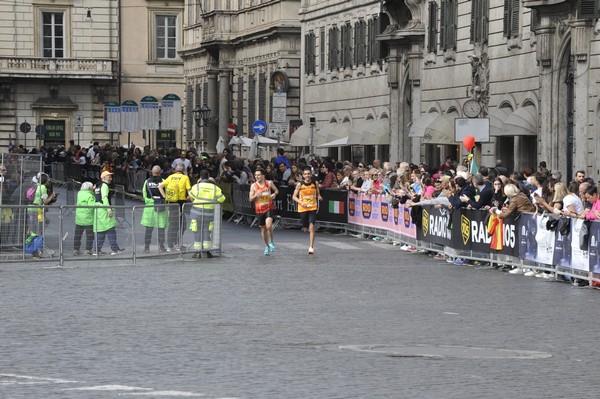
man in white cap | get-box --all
[93,171,125,255]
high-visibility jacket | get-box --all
[189,181,226,211]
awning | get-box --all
[317,122,342,142]
[317,136,349,148]
[289,125,310,146]
[289,125,327,146]
[502,105,538,136]
[348,118,390,145]
[257,136,288,146]
[422,114,457,145]
[408,113,438,138]
[325,122,351,141]
[488,107,513,136]
[228,136,287,147]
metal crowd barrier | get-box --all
[0,202,222,266]
[53,162,149,195]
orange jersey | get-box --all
[297,181,318,212]
[253,181,275,214]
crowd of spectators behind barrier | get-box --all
[4,141,600,220]
[4,141,600,281]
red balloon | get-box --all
[462,135,475,152]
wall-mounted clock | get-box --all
[462,99,482,118]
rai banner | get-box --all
[347,192,416,239]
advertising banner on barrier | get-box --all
[416,205,452,246]
[348,192,416,239]
[569,218,589,272]
[589,221,600,274]
[553,218,589,271]
[519,212,557,265]
[416,206,520,256]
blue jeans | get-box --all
[95,228,119,252]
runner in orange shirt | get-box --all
[293,168,322,254]
[249,169,279,256]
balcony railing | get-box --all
[0,57,116,80]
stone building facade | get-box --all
[181,0,302,154]
[379,0,600,180]
[298,0,391,164]
[0,0,184,151]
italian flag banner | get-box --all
[329,200,344,214]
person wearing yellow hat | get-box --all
[171,150,191,176]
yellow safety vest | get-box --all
[189,181,226,209]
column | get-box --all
[206,70,219,153]
[218,70,231,146]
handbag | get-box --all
[559,217,571,236]
[579,219,591,250]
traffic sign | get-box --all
[227,123,236,137]
[252,119,267,135]
[74,114,84,133]
[35,125,46,139]
[20,122,31,134]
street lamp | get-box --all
[193,104,218,127]
[192,104,218,151]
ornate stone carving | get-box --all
[571,20,590,62]
[469,45,489,115]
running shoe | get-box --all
[268,242,277,252]
[111,248,126,256]
[308,247,314,255]
[263,246,270,256]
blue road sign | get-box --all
[252,119,267,135]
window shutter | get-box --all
[510,0,519,37]
[195,83,202,138]
[305,34,311,73]
[360,20,367,64]
[335,26,341,68]
[482,0,489,43]
[530,8,539,31]
[440,0,447,51]
[186,85,194,140]
[258,72,266,122]
[237,76,244,135]
[448,0,457,49]
[503,0,510,37]
[320,27,325,72]
[354,22,359,65]
[328,27,335,70]
[344,23,352,67]
[470,0,477,43]
[373,17,381,61]
[579,0,598,19]
[248,75,255,135]
[313,33,317,73]
[340,24,347,68]
[428,2,437,53]
[367,19,373,63]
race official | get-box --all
[159,164,191,251]
[188,170,226,258]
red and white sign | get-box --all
[227,123,236,136]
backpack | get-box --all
[25,185,37,203]
[24,233,43,254]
